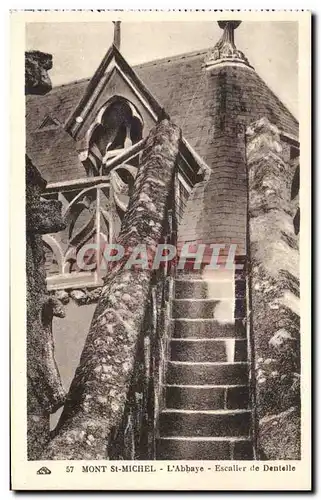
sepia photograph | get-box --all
[10,9,311,491]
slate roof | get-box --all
[26,79,87,183]
[26,47,298,184]
[26,44,299,255]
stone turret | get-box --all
[178,20,298,258]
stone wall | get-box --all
[246,117,300,460]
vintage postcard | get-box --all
[10,10,311,491]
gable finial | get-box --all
[204,21,253,69]
[112,21,121,50]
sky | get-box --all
[26,21,298,117]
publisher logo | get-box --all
[37,466,51,475]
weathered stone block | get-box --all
[258,407,300,460]
[246,117,300,460]
[25,50,53,95]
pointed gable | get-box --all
[26,44,212,185]
[65,45,166,151]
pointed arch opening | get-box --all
[83,96,144,177]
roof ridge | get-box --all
[133,47,208,69]
[52,77,90,90]
[51,47,209,91]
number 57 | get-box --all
[66,466,74,473]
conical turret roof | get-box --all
[26,21,298,255]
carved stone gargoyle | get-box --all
[25,50,67,459]
[25,50,53,95]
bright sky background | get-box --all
[26,21,298,117]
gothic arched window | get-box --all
[84,97,143,177]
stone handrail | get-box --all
[107,182,177,459]
[43,119,181,459]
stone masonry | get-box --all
[246,117,300,460]
[25,51,66,459]
[43,119,181,460]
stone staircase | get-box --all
[156,269,254,460]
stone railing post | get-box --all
[25,51,66,459]
[246,117,300,460]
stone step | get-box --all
[174,279,236,300]
[172,318,246,339]
[175,267,236,281]
[166,361,249,386]
[165,385,249,411]
[156,437,254,460]
[170,339,247,363]
[159,409,251,438]
[172,298,245,320]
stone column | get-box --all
[43,119,181,460]
[246,117,300,460]
[25,51,66,459]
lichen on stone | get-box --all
[42,119,181,460]
[247,117,300,460]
